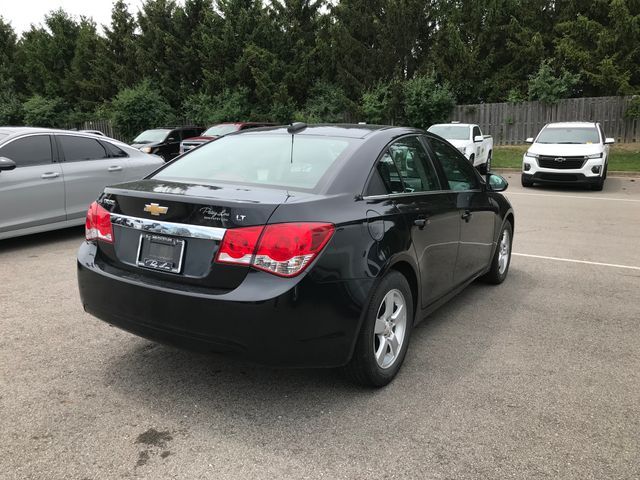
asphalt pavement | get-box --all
[1,175,639,479]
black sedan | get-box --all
[78,124,514,387]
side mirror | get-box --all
[473,135,483,143]
[0,157,16,172]
[487,173,508,192]
[604,137,615,145]
[525,137,534,144]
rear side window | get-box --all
[102,141,129,158]
[155,134,354,191]
[472,126,481,139]
[368,136,440,195]
[0,135,52,167]
[59,136,109,162]
[427,136,479,191]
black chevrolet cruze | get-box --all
[78,124,514,386]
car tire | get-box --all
[343,271,413,387]
[481,221,513,285]
[521,175,534,187]
[478,152,491,175]
[591,178,604,191]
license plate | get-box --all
[136,234,185,273]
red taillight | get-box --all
[85,201,114,243]
[215,226,263,265]
[215,222,334,277]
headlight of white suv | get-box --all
[458,147,466,154]
[524,152,539,159]
[585,153,603,159]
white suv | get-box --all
[522,122,614,191]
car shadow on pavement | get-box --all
[100,267,534,430]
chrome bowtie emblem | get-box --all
[144,203,169,216]
[554,157,566,162]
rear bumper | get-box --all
[77,242,373,367]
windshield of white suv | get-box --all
[203,125,239,136]
[427,125,470,141]
[536,127,600,144]
[132,129,171,144]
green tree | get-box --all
[360,79,404,125]
[528,60,579,103]
[403,75,456,129]
[0,17,22,124]
[136,0,182,107]
[98,0,140,98]
[295,81,351,122]
[182,89,251,125]
[67,19,104,113]
[109,81,173,141]
[22,95,65,127]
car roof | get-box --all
[0,127,133,149]
[545,122,597,129]
[239,123,417,139]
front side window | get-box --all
[0,135,52,167]
[59,136,108,162]
[155,134,353,191]
[427,136,479,191]
[536,127,600,144]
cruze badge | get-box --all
[144,203,169,216]
[554,157,566,162]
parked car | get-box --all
[427,122,493,173]
[131,126,203,161]
[180,122,276,154]
[522,122,614,190]
[0,127,164,240]
[78,123,514,387]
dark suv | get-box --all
[131,126,203,161]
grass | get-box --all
[492,143,640,171]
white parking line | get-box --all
[513,253,640,271]
[507,192,640,203]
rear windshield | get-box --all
[427,125,470,140]
[154,134,354,191]
[133,129,170,144]
[536,127,600,144]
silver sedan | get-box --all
[0,127,165,240]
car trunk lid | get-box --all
[97,179,290,290]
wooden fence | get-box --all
[450,96,640,145]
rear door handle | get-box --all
[41,172,60,179]
[461,210,472,222]
[108,166,123,172]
